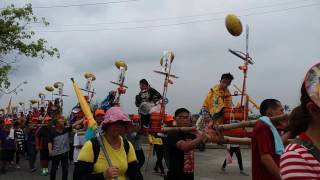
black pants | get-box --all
[154,144,164,172]
[69,144,74,163]
[136,149,145,169]
[167,171,194,180]
[140,114,150,127]
[0,149,15,173]
[162,137,170,169]
[222,146,243,171]
[50,152,69,180]
[27,143,37,169]
[16,148,22,165]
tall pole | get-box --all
[240,26,249,107]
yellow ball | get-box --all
[225,14,243,37]
[84,73,96,81]
[53,82,63,88]
[45,86,54,92]
[30,99,38,104]
[38,92,45,98]
[114,60,127,70]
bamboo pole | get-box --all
[215,136,251,145]
[162,127,196,133]
[217,114,288,131]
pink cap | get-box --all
[102,107,131,125]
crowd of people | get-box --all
[0,65,320,180]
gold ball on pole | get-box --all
[225,14,243,37]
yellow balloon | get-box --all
[114,60,128,70]
[45,86,54,92]
[225,14,243,37]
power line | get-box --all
[34,3,320,32]
[0,0,137,10]
[31,0,317,28]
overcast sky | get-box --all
[1,0,319,115]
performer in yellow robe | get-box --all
[202,73,234,125]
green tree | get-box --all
[0,3,59,89]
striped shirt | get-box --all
[280,133,320,180]
[14,128,25,150]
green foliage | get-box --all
[0,3,59,89]
[0,65,11,88]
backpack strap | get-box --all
[293,138,320,162]
[123,138,130,155]
[90,137,100,165]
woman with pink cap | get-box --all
[74,107,143,180]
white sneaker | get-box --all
[240,171,249,176]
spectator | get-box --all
[280,76,320,179]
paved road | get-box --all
[0,145,251,180]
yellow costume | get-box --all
[202,84,232,125]
[148,134,163,145]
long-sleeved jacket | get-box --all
[135,87,162,107]
[202,84,232,117]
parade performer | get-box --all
[94,109,105,126]
[252,99,284,180]
[202,73,234,125]
[48,116,83,180]
[148,133,165,176]
[14,120,25,169]
[166,108,206,180]
[0,119,15,174]
[221,120,249,176]
[135,79,162,128]
[73,122,86,163]
[101,90,117,111]
[36,116,52,176]
[74,107,142,180]
[280,64,320,179]
[126,114,145,170]
[69,105,83,125]
[25,117,38,172]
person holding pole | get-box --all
[74,107,142,180]
[166,108,207,180]
[252,99,285,180]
